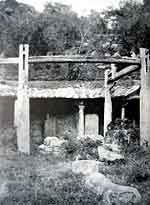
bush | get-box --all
[62,137,102,160]
[105,118,140,150]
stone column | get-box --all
[140,48,150,146]
[78,101,85,138]
[104,69,112,137]
[121,106,125,120]
[16,44,30,154]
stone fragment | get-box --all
[44,136,65,147]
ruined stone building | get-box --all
[0,54,140,148]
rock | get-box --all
[71,160,101,175]
[85,172,141,204]
[98,146,124,162]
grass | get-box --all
[98,145,150,205]
[0,148,101,205]
[0,141,150,204]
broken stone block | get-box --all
[98,146,124,162]
[44,136,65,147]
[39,136,66,155]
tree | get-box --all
[104,0,150,55]
[32,2,80,55]
[0,0,38,56]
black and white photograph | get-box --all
[0,0,149,204]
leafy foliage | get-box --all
[62,137,102,160]
[1,0,150,79]
[105,118,140,152]
[104,0,150,55]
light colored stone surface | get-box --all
[98,146,124,161]
[71,160,100,175]
[85,114,99,135]
[44,136,65,147]
[39,136,66,154]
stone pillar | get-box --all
[16,44,30,154]
[78,101,85,137]
[140,48,150,145]
[104,69,112,137]
[111,63,117,79]
[121,106,125,120]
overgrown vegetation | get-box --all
[62,136,102,160]
[99,146,150,205]
[1,0,150,204]
[0,126,150,204]
[0,150,102,205]
[105,118,140,150]
[1,0,150,80]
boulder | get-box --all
[98,146,124,162]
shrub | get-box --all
[105,118,140,150]
[62,136,102,160]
